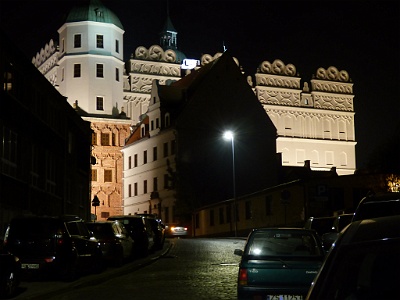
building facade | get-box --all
[0,29,92,235]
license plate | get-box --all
[267,296,303,300]
[22,263,40,269]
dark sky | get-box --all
[1,0,399,170]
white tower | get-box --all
[57,0,125,116]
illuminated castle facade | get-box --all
[32,0,356,221]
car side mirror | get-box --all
[234,249,243,256]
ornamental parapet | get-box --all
[200,53,240,66]
[255,59,300,89]
[257,86,301,106]
[31,39,57,68]
[311,66,353,94]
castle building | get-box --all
[31,0,356,221]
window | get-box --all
[265,195,273,216]
[245,201,252,220]
[165,114,170,127]
[115,68,119,81]
[74,64,81,77]
[96,96,104,110]
[112,132,116,146]
[210,209,215,226]
[101,212,110,218]
[115,39,119,53]
[91,132,97,145]
[61,38,65,52]
[128,184,132,197]
[2,127,18,178]
[104,170,112,182]
[219,207,224,224]
[143,150,147,164]
[156,118,160,128]
[61,68,64,81]
[171,140,176,155]
[101,133,110,146]
[164,174,169,189]
[96,34,104,48]
[226,205,231,223]
[134,183,138,196]
[144,180,147,194]
[163,142,168,157]
[153,146,157,161]
[134,154,138,167]
[92,169,97,181]
[74,34,81,48]
[153,177,158,191]
[128,156,131,169]
[96,64,104,78]
[165,207,169,223]
[151,120,154,130]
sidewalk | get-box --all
[13,240,172,300]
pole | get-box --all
[231,137,237,237]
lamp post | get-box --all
[92,195,100,222]
[223,131,237,237]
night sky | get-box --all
[1,0,399,170]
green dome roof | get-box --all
[66,0,123,30]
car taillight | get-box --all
[238,268,248,286]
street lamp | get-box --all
[223,130,237,237]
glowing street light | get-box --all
[223,130,237,237]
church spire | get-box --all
[160,0,177,50]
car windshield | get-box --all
[246,230,323,257]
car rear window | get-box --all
[246,230,323,257]
[87,223,114,238]
[354,199,400,221]
[8,218,60,238]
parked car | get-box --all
[3,215,104,281]
[135,214,166,250]
[107,215,154,257]
[234,228,325,300]
[165,223,188,237]
[321,213,353,250]
[0,242,21,298]
[352,191,400,221]
[86,221,134,266]
[304,216,336,237]
[306,215,400,299]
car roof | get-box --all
[252,227,317,233]
[339,215,400,245]
[11,215,82,222]
[353,192,400,221]
[108,215,143,219]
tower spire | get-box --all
[160,0,177,50]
